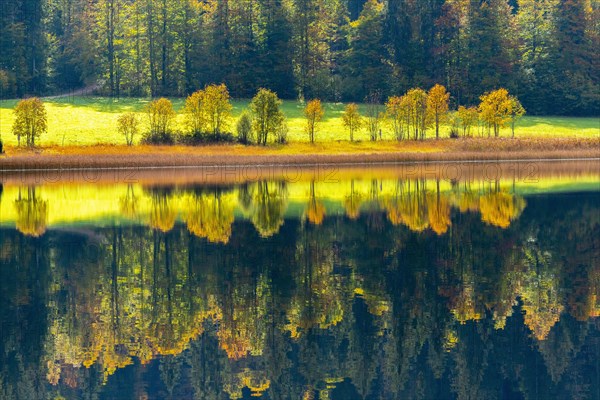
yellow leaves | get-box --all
[427,84,450,138]
[12,97,47,147]
[184,83,233,136]
[224,369,270,400]
[521,271,564,341]
[14,188,48,237]
[306,199,326,225]
[46,361,61,386]
[148,191,176,232]
[304,99,324,143]
[479,190,526,229]
[427,192,451,235]
[457,105,479,137]
[341,103,363,141]
[385,95,409,140]
[427,84,450,114]
[451,283,483,325]
[145,98,176,138]
[306,182,326,225]
[478,88,515,137]
[185,191,235,244]
[116,112,139,146]
[443,329,459,352]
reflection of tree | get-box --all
[343,180,362,219]
[223,369,271,399]
[384,180,429,232]
[520,239,563,340]
[43,227,223,386]
[14,187,48,237]
[427,180,451,235]
[249,181,288,237]
[119,184,138,219]
[450,181,479,212]
[2,187,599,398]
[479,183,526,228]
[148,187,176,232]
[451,281,483,324]
[285,226,347,339]
[217,273,269,360]
[186,190,235,244]
[306,181,325,225]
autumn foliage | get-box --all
[12,97,47,147]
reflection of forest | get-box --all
[0,191,598,399]
[9,179,528,241]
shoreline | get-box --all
[0,138,598,171]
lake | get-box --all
[1,161,599,399]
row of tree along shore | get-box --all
[5,84,526,150]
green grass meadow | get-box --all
[0,96,598,147]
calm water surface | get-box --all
[1,164,599,399]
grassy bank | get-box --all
[0,96,598,147]
[0,138,598,170]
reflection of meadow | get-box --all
[1,178,533,240]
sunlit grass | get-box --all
[0,96,598,147]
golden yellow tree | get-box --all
[145,98,176,141]
[202,83,233,136]
[457,106,479,137]
[427,84,450,139]
[117,112,139,146]
[304,99,324,144]
[183,90,206,135]
[405,88,430,140]
[184,84,233,137]
[12,97,47,147]
[478,88,512,137]
[341,103,363,142]
[386,96,408,141]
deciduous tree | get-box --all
[404,88,429,140]
[386,96,408,141]
[250,88,285,146]
[478,88,512,137]
[342,103,363,142]
[202,83,233,136]
[427,84,450,139]
[365,92,384,141]
[146,97,176,142]
[304,99,324,143]
[12,98,47,147]
[117,112,139,146]
[236,111,253,144]
[508,96,526,138]
[457,106,479,137]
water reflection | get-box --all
[2,179,537,240]
[0,176,598,399]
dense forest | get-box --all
[0,0,598,115]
